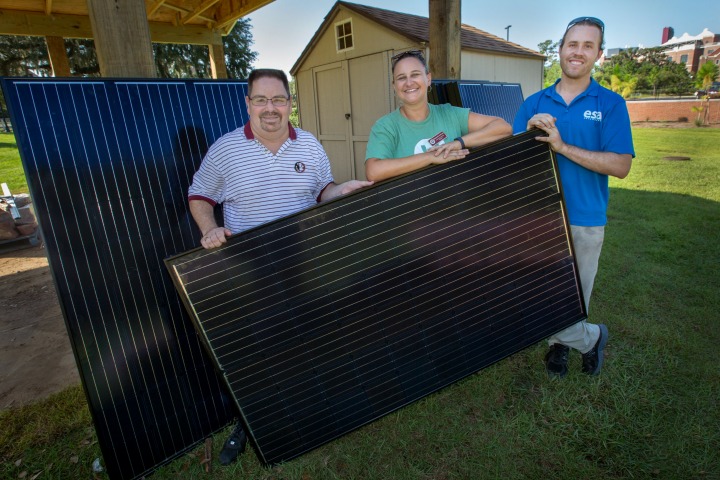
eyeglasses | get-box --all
[391,49,426,69]
[249,96,290,107]
[565,16,604,33]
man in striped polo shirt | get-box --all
[188,68,372,465]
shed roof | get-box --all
[292,1,542,74]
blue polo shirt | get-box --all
[513,79,635,226]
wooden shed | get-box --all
[290,1,544,182]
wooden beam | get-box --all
[147,0,167,17]
[428,0,461,79]
[183,0,220,25]
[45,35,71,77]
[154,2,215,25]
[215,0,275,30]
[45,0,53,16]
[86,0,156,77]
[0,11,223,44]
[208,41,227,79]
[150,21,223,44]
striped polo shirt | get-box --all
[188,122,333,234]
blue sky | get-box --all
[246,0,718,74]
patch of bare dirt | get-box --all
[0,242,79,410]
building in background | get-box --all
[603,26,720,74]
[660,27,720,73]
[290,1,543,183]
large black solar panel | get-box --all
[165,130,587,465]
[430,80,524,124]
[1,78,250,480]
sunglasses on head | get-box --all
[566,16,604,33]
[391,49,426,68]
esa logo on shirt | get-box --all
[584,110,602,121]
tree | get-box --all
[695,61,719,89]
[222,18,257,79]
[152,18,256,78]
[0,35,52,126]
[609,74,637,99]
[537,39,560,87]
[594,47,693,97]
[537,40,559,66]
[65,39,100,76]
[0,35,52,77]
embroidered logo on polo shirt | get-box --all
[584,110,602,121]
[294,162,306,173]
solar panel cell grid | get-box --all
[1,78,249,480]
[166,130,586,465]
[430,80,524,124]
[3,76,581,478]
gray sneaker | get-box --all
[581,324,609,375]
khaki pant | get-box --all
[547,225,604,354]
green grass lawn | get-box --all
[1,127,719,479]
[0,132,28,194]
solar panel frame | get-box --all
[165,130,587,466]
[0,77,251,480]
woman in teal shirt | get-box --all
[365,50,511,182]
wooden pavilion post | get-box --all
[209,41,228,79]
[429,0,461,79]
[45,36,72,77]
[85,0,157,77]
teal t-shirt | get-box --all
[366,103,470,160]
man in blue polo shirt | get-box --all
[513,17,634,378]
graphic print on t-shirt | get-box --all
[415,131,448,154]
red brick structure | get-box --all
[626,99,720,125]
[660,28,720,74]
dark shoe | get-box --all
[545,343,570,378]
[582,324,609,375]
[219,422,247,466]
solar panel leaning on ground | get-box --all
[0,78,250,480]
[430,80,525,124]
[165,129,588,465]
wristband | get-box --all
[454,137,465,149]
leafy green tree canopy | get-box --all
[153,18,257,79]
[594,47,693,98]
[695,61,719,88]
[537,39,561,88]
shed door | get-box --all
[312,53,391,182]
[347,53,391,181]
[314,62,352,182]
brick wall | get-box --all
[626,99,720,124]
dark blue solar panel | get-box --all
[1,78,249,480]
[165,130,587,465]
[458,82,524,125]
[431,80,524,124]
